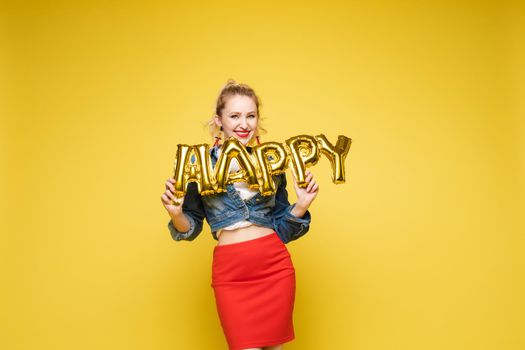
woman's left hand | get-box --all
[292,170,319,209]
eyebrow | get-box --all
[229,111,257,115]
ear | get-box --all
[214,115,222,128]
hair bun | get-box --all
[226,78,236,85]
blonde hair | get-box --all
[206,79,267,147]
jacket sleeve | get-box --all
[272,173,312,244]
[167,181,206,241]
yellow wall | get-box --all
[2,1,524,349]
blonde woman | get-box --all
[161,80,319,350]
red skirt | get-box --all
[211,231,296,350]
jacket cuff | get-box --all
[284,203,311,225]
[167,214,196,241]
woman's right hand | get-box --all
[161,178,185,215]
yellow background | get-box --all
[2,0,524,349]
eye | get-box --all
[230,114,239,119]
[248,114,256,119]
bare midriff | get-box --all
[216,224,275,246]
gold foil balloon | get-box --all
[214,137,260,193]
[284,135,320,188]
[171,144,217,205]
[172,144,192,198]
[253,142,288,196]
[315,134,352,184]
[171,133,352,198]
[192,144,217,195]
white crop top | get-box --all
[216,150,259,238]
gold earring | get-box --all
[214,126,223,146]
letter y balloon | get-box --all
[170,134,352,204]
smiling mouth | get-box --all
[234,130,251,138]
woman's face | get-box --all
[215,94,258,145]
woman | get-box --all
[160,80,319,350]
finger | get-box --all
[165,181,175,192]
[307,179,315,192]
[161,193,171,205]
[305,178,312,191]
[169,178,175,183]
[311,183,319,192]
[165,189,176,201]
[293,177,305,192]
[302,173,312,185]
[172,196,183,206]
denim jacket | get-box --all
[168,144,312,244]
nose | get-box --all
[239,116,248,129]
